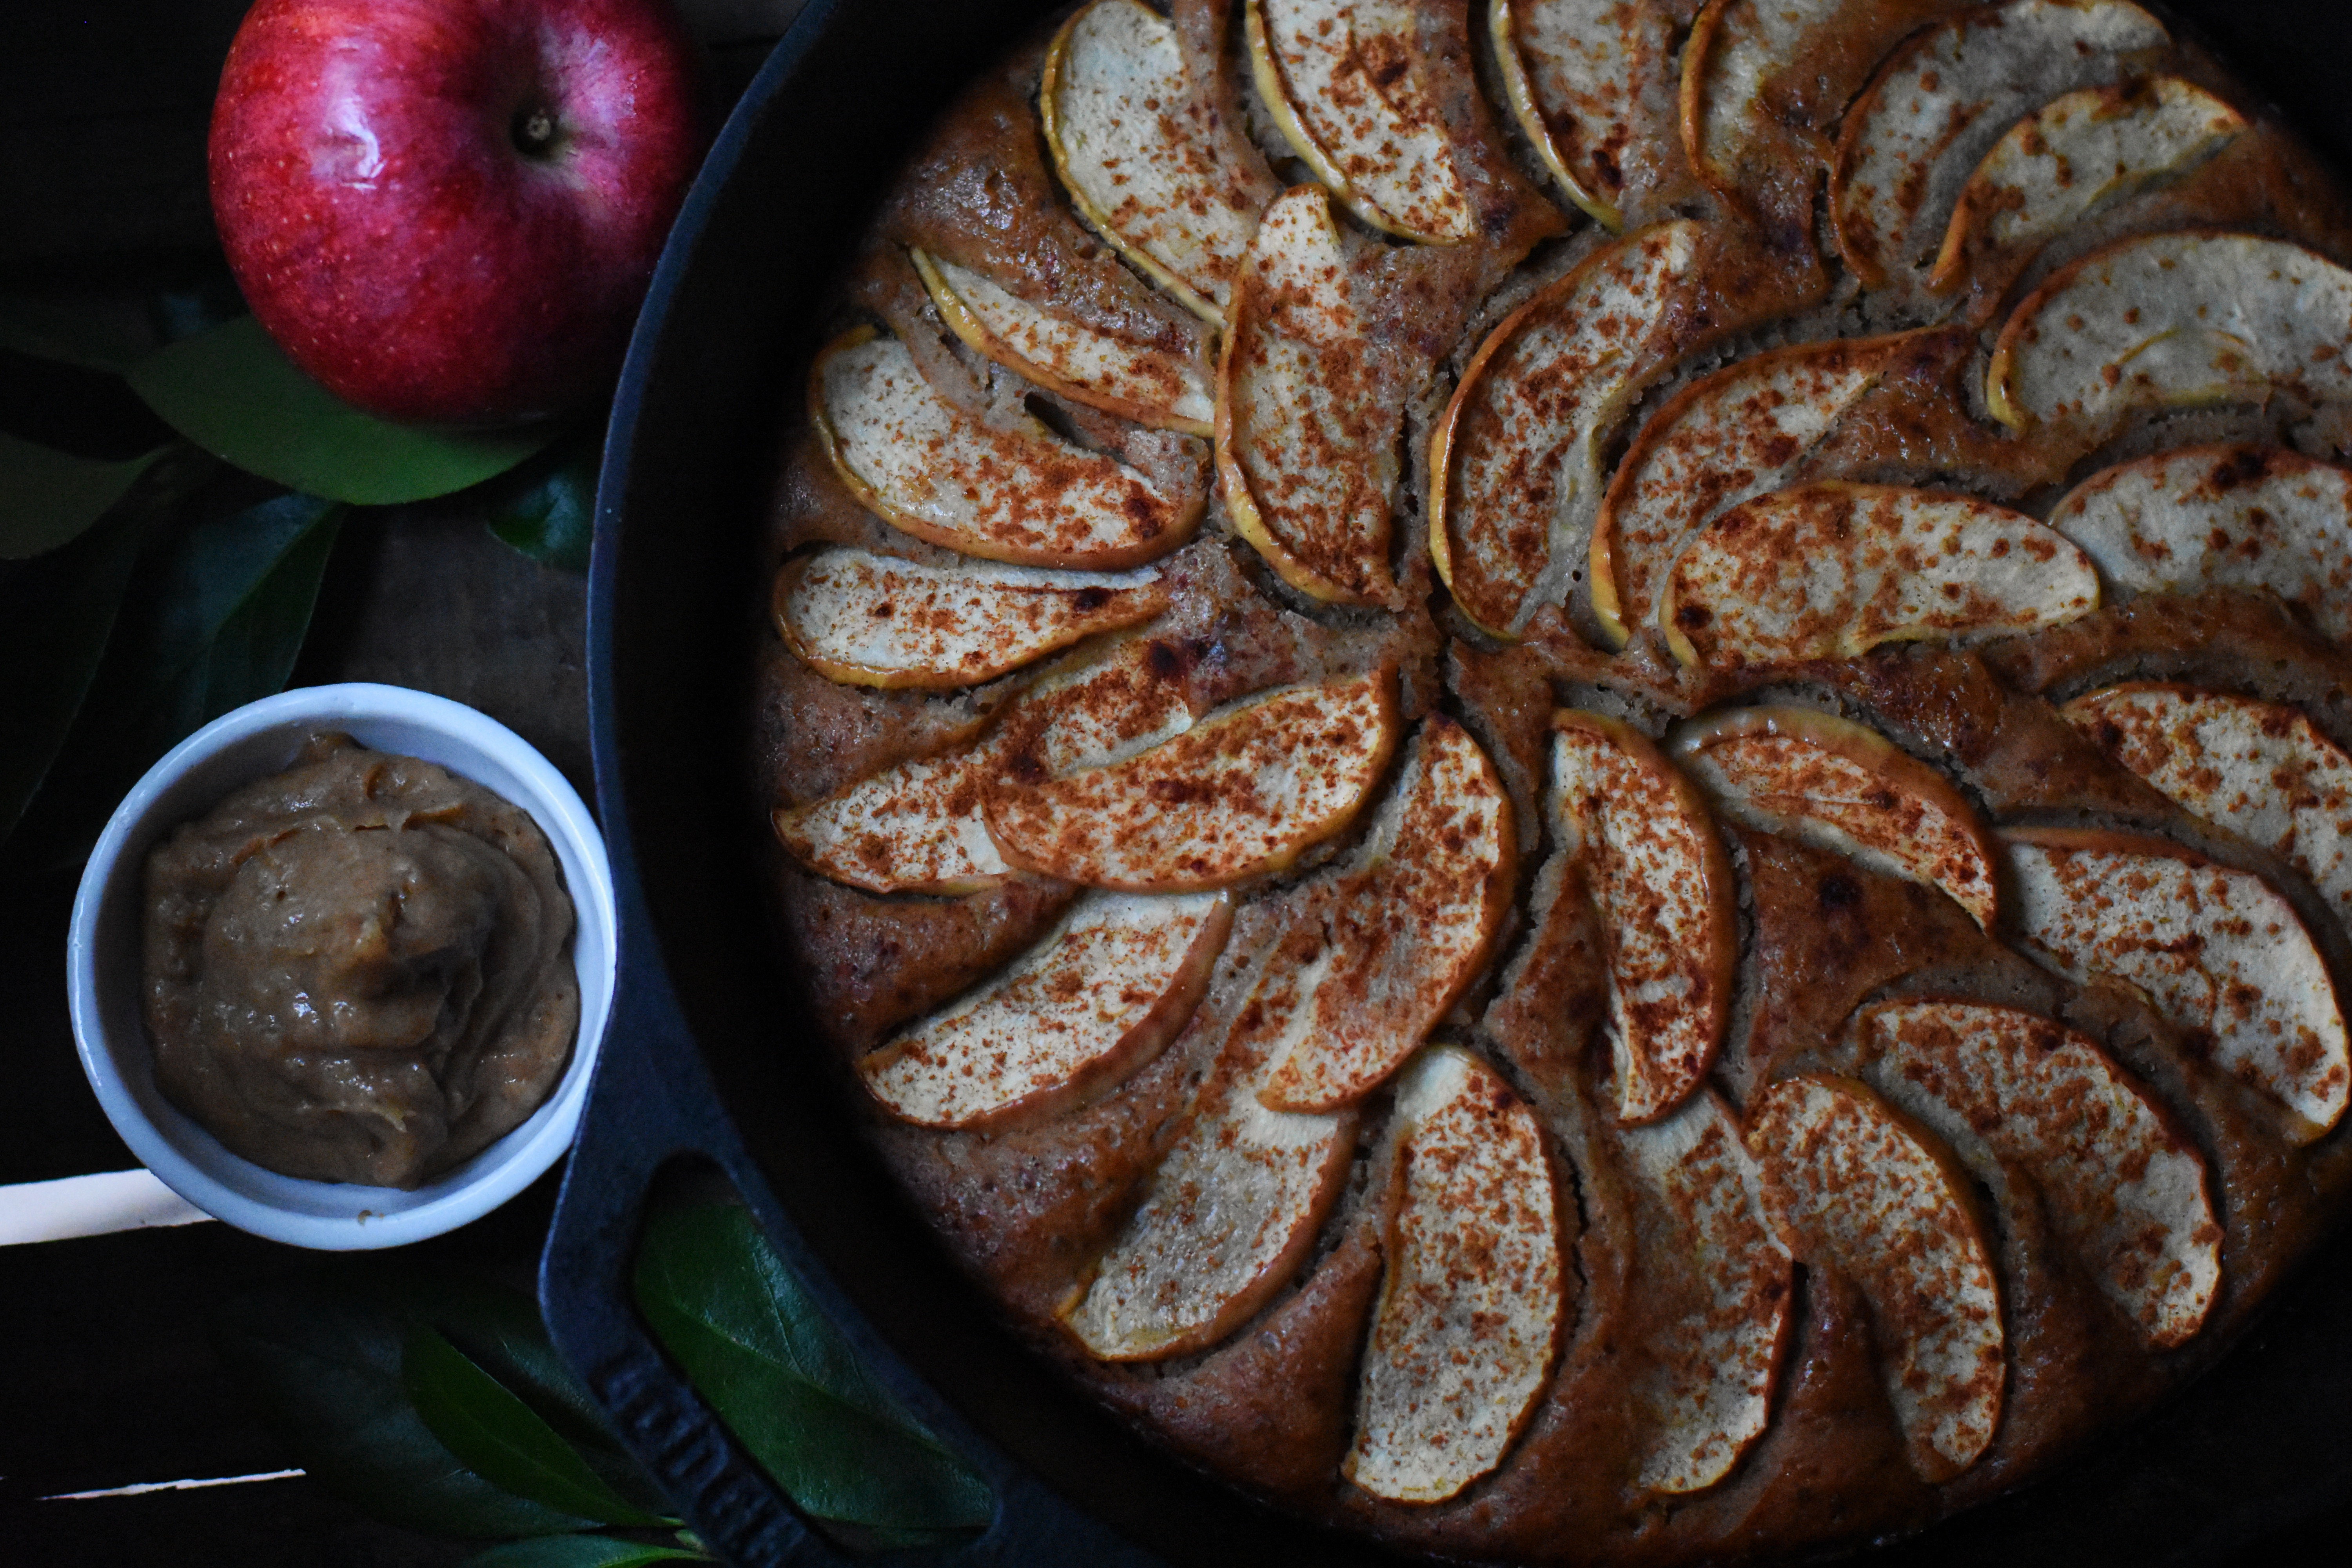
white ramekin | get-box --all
[65,683,616,1250]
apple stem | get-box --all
[514,107,558,156]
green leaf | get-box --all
[0,290,166,372]
[405,1323,670,1528]
[214,1274,599,1540]
[146,490,339,687]
[416,1275,641,1463]
[633,1204,994,1534]
[464,1537,707,1568]
[125,315,557,504]
[486,445,597,573]
[0,497,153,844]
[138,500,343,742]
[0,434,165,559]
[0,342,179,465]
[150,276,254,348]
[2,488,342,872]
[83,486,342,760]
[380,1269,675,1523]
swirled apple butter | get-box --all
[141,733,578,1188]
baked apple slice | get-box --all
[773,746,1006,897]
[773,546,1170,690]
[1677,0,1835,205]
[812,327,1202,569]
[989,632,1200,783]
[1345,1045,1563,1503]
[1659,482,2099,668]
[858,891,1232,1128]
[2044,445,2352,641]
[1619,1089,1791,1495]
[987,667,1399,891]
[1040,0,1263,324]
[2005,827,2351,1139]
[774,633,1200,895]
[1217,186,1401,606]
[1748,1074,2005,1484]
[1244,0,1476,243]
[1551,710,1737,1123]
[1064,930,1357,1359]
[1987,232,2352,436]
[1489,0,1669,228]
[1670,704,2000,928]
[1859,999,2221,1348]
[1431,220,1715,638]
[2063,684,2352,929]
[1259,717,1515,1112]
[1590,332,1929,646]
[911,248,1216,434]
[1829,0,2169,289]
[1928,77,2244,295]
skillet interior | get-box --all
[578,0,2352,1561]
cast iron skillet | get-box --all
[547,1,2352,1563]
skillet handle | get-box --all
[542,946,1165,1568]
[539,956,853,1568]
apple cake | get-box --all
[750,0,2352,1559]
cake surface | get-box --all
[750,2,2352,1560]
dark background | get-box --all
[4,1,2352,1564]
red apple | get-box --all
[209,0,704,427]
